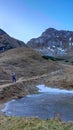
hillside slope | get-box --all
[0,46,59,81]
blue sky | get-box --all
[0,0,73,43]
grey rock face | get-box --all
[27,28,73,56]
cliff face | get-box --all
[0,29,26,52]
[27,28,73,56]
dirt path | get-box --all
[0,64,73,92]
[0,69,62,90]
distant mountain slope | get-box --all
[27,28,73,57]
[0,28,26,52]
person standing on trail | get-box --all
[11,72,16,82]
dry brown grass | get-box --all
[0,47,59,80]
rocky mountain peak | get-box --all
[42,28,57,34]
[27,28,73,57]
[0,29,7,35]
[0,28,26,53]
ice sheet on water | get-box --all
[37,84,73,94]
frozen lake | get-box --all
[2,84,73,121]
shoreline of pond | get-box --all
[2,84,73,122]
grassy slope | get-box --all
[0,47,59,80]
[0,117,73,130]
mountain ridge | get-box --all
[0,28,26,52]
[27,28,73,57]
